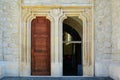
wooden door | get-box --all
[31,17,50,75]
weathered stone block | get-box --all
[95,61,109,76]
[109,63,120,80]
[4,61,19,76]
[22,0,91,6]
[0,61,4,78]
[94,0,112,76]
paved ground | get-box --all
[0,77,113,80]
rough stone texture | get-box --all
[0,62,4,79]
[109,63,120,80]
[109,0,120,80]
[0,31,3,61]
[111,0,120,60]
[22,0,90,5]
[94,0,112,76]
[0,0,120,80]
[0,0,20,76]
[0,65,4,79]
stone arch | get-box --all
[21,8,94,76]
[63,17,83,38]
[20,9,54,76]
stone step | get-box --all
[0,77,113,80]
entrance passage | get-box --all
[31,17,51,75]
[63,23,83,76]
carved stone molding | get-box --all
[21,6,94,76]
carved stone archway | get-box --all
[63,17,83,38]
[20,5,94,76]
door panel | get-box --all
[31,17,50,75]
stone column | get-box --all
[79,9,94,76]
[49,8,65,76]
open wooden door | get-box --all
[31,17,50,76]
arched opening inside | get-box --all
[63,17,83,76]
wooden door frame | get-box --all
[20,7,94,76]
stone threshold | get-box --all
[0,76,113,80]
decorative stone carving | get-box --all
[21,5,94,76]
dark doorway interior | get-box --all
[63,23,83,76]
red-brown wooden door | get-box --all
[31,17,50,75]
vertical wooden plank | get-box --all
[31,17,50,75]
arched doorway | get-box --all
[63,17,83,76]
[31,17,51,76]
[21,8,94,76]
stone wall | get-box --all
[0,0,120,79]
[111,0,120,62]
[0,0,20,76]
[22,0,91,6]
[109,0,120,80]
[94,0,112,76]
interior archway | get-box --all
[63,17,83,76]
[63,17,83,38]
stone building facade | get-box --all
[0,0,120,80]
